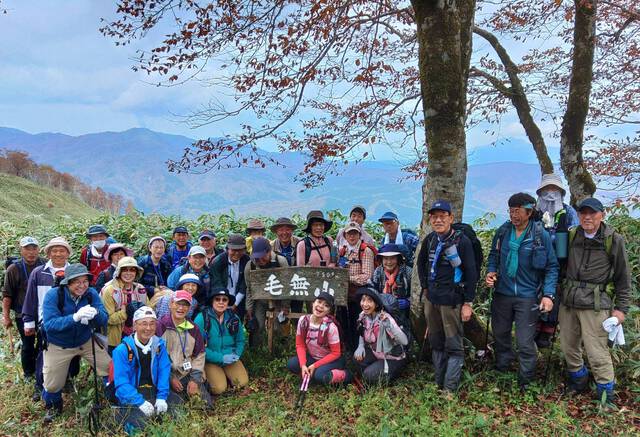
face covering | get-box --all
[93,239,107,250]
[537,190,564,217]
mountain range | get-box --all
[0,126,564,226]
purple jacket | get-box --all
[21,263,66,330]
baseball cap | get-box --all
[198,230,216,240]
[378,211,398,222]
[251,237,272,260]
[188,245,207,257]
[20,236,39,247]
[133,306,157,322]
[577,197,604,213]
[173,290,193,304]
[428,200,452,214]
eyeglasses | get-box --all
[121,267,138,273]
[508,207,526,215]
[214,297,229,303]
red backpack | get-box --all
[339,242,380,268]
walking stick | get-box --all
[88,328,102,436]
[294,374,310,416]
[543,322,559,385]
[477,287,492,361]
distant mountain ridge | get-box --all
[0,126,562,226]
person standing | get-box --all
[486,193,559,390]
[2,236,45,380]
[417,200,478,392]
[559,198,632,405]
[79,225,112,286]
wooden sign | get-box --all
[246,266,349,307]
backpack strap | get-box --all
[304,236,330,264]
[57,288,65,313]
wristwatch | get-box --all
[542,295,555,302]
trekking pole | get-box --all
[5,325,15,355]
[478,287,492,360]
[88,327,102,436]
[294,374,310,416]
[543,322,559,386]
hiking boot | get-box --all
[43,403,62,424]
[566,367,589,395]
[31,387,42,402]
[535,332,552,349]
[596,382,615,406]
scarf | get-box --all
[537,190,564,217]
[506,221,531,278]
[383,268,399,294]
[176,320,194,332]
[134,332,152,355]
[429,238,446,281]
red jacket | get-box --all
[80,245,111,286]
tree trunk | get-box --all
[561,0,598,205]
[409,0,479,345]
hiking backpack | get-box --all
[494,220,548,271]
[298,314,345,352]
[338,242,380,267]
[451,222,484,279]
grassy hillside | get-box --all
[0,173,99,226]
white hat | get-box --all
[188,245,206,257]
[43,237,72,255]
[20,236,39,247]
[537,173,566,196]
[133,306,157,322]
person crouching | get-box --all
[156,291,212,407]
[286,292,352,385]
[112,306,178,434]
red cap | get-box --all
[173,290,193,304]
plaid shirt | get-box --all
[344,243,375,287]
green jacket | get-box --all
[194,308,245,366]
[562,222,632,313]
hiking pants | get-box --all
[559,304,614,384]
[287,353,349,385]
[15,317,37,378]
[491,294,539,384]
[424,300,464,390]
[204,360,249,394]
[171,375,213,406]
[358,347,407,384]
[42,338,110,393]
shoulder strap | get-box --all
[57,288,65,313]
[569,227,578,247]
[84,246,92,268]
[304,237,312,265]
[605,234,613,257]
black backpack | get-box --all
[452,222,484,278]
[302,236,332,265]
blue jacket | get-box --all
[167,263,211,299]
[113,334,171,406]
[487,220,559,298]
[194,308,245,366]
[166,242,193,269]
[42,286,108,348]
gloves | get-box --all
[139,400,155,417]
[397,298,410,310]
[73,306,97,323]
[222,354,236,365]
[229,353,240,363]
[154,399,168,414]
[354,343,365,361]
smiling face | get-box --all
[189,254,206,271]
[48,246,70,268]
[199,237,215,252]
[360,294,377,315]
[429,210,453,234]
[312,298,331,318]
[68,275,90,298]
[174,232,189,247]
[119,266,138,284]
[509,206,533,229]
[275,226,293,245]
[110,248,127,266]
[181,282,198,295]
[227,247,245,263]
[150,240,166,259]
[170,299,190,322]
[255,251,272,267]
[578,208,604,234]
[382,256,399,272]
[21,245,39,264]
[310,221,326,238]
[212,295,229,315]
[134,318,157,343]
[350,210,365,225]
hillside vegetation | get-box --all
[0,205,638,435]
[0,173,99,227]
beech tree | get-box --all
[471,0,640,203]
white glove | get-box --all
[354,344,366,360]
[138,400,155,417]
[154,398,168,414]
[73,306,97,323]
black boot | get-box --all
[535,332,552,349]
[43,401,63,424]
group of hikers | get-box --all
[1,172,632,433]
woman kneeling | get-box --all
[194,287,249,395]
[354,287,409,384]
[287,292,351,385]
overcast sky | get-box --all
[0,1,629,162]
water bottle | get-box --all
[330,242,338,265]
[555,231,568,259]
